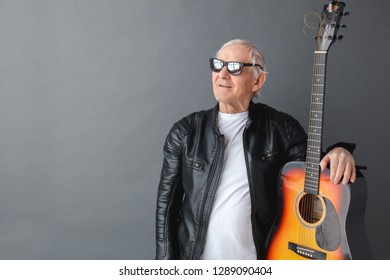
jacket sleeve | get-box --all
[325,142,356,154]
[278,113,308,162]
[155,121,187,260]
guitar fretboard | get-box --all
[304,51,328,195]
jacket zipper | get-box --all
[190,130,224,259]
[242,119,261,259]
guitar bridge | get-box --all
[288,242,327,260]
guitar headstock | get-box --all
[316,1,348,52]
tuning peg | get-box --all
[343,12,350,16]
[337,35,344,41]
[341,24,347,28]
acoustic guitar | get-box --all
[265,1,372,260]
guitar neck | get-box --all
[304,51,328,194]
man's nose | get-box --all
[218,65,230,78]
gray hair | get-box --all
[216,39,268,96]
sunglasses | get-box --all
[209,58,263,76]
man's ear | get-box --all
[252,73,267,92]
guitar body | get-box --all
[266,161,352,260]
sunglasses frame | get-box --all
[209,58,263,76]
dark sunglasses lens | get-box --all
[210,59,223,72]
[227,62,242,75]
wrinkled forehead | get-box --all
[216,45,251,62]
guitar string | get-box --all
[301,52,324,251]
[305,51,316,250]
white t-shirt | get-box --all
[200,111,256,260]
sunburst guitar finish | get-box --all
[266,161,351,260]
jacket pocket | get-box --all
[185,158,206,171]
[253,151,281,161]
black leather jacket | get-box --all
[156,101,309,260]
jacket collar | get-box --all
[212,100,255,128]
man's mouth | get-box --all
[218,84,232,88]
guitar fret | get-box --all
[305,178,319,184]
[307,154,320,158]
[308,143,321,146]
[306,168,318,172]
[305,163,319,168]
[304,185,318,191]
[305,182,319,187]
[306,165,318,169]
[307,155,320,159]
[306,168,318,173]
[306,167,319,172]
[305,180,319,186]
[306,157,320,161]
[305,178,318,183]
[305,177,319,183]
[307,145,321,149]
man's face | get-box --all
[212,45,262,113]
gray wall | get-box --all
[0,0,389,259]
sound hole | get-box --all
[299,193,324,224]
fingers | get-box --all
[333,157,356,185]
[320,147,356,185]
[342,162,356,185]
[319,153,330,172]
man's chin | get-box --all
[213,92,231,102]
[214,88,232,96]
